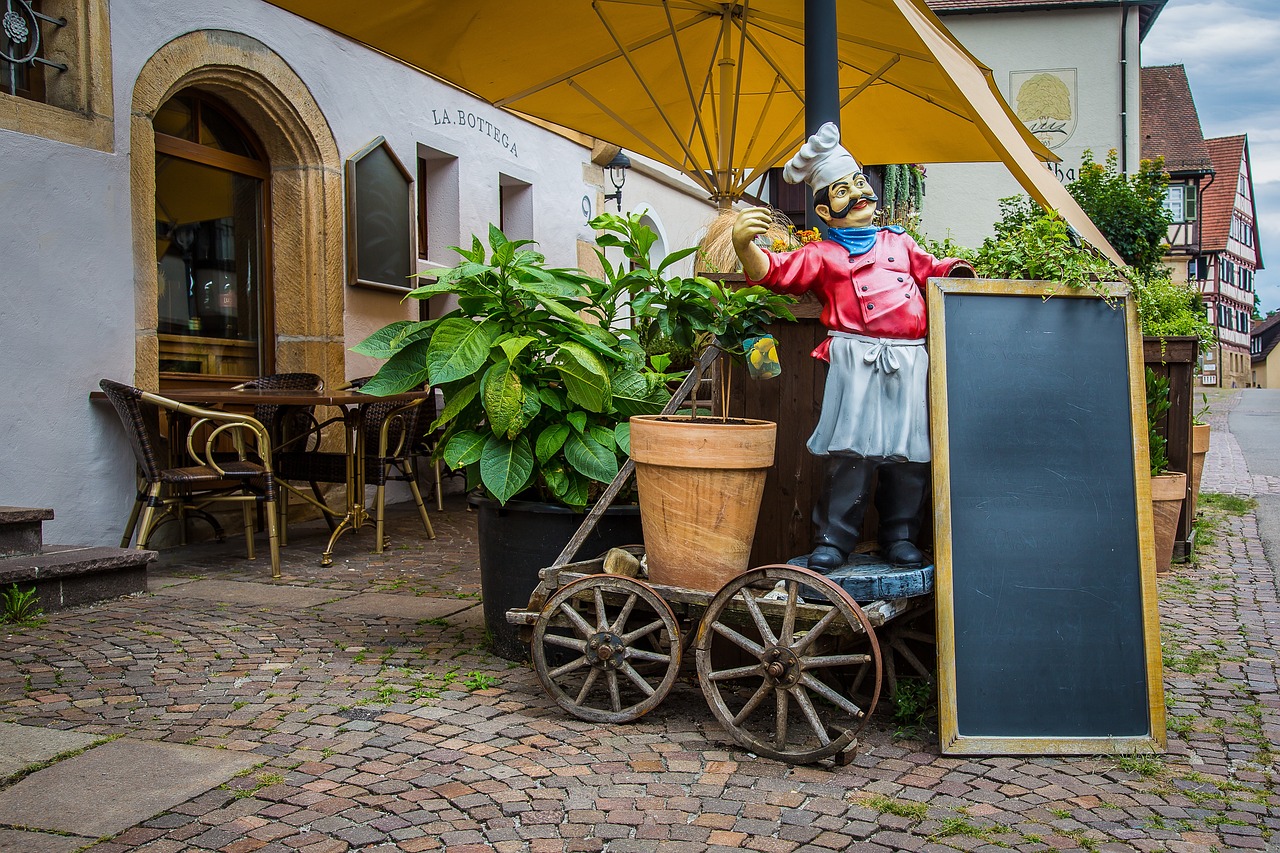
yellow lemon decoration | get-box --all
[745,335,781,380]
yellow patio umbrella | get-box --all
[265,0,1123,265]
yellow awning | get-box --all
[265,0,1123,265]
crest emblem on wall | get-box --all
[1010,69,1078,150]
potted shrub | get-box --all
[591,212,797,592]
[1189,395,1211,524]
[356,224,673,658]
[1146,369,1187,575]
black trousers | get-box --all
[811,456,930,555]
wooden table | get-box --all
[162,387,432,566]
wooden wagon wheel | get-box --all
[695,565,882,765]
[532,574,682,724]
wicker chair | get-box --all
[99,379,282,578]
[274,378,435,552]
[231,372,325,452]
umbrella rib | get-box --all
[745,10,935,64]
[493,11,712,108]
[592,3,711,186]
[724,0,751,194]
[731,73,782,195]
[566,79,717,194]
[743,53,903,192]
[660,0,718,193]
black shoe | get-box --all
[807,544,847,573]
[883,540,924,568]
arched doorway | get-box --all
[131,30,344,390]
[154,89,271,380]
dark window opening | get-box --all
[154,89,272,382]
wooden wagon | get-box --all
[506,349,935,766]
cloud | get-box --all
[1145,0,1280,312]
[1144,2,1280,70]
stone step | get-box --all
[0,506,54,558]
[0,545,154,613]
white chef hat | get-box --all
[782,121,861,191]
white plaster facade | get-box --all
[0,0,716,545]
[917,6,1145,249]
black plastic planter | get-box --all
[470,495,644,661]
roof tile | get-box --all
[1139,65,1213,173]
[1201,135,1246,253]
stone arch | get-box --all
[131,30,344,388]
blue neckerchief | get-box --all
[825,226,878,256]
[825,224,906,256]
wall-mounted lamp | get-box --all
[603,151,631,211]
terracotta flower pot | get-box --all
[1189,423,1210,520]
[1150,471,1187,576]
[629,415,776,593]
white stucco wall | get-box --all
[0,133,137,541]
[0,0,714,545]
[917,6,1144,250]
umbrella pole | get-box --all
[805,0,840,230]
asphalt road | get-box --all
[1229,388,1280,571]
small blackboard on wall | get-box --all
[927,278,1165,755]
[346,137,415,292]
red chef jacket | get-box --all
[747,229,973,361]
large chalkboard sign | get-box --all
[346,137,415,291]
[928,278,1165,755]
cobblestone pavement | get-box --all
[1,393,1278,852]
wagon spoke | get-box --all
[574,667,601,705]
[711,620,766,657]
[790,685,833,746]
[800,672,865,718]
[558,601,595,637]
[611,592,639,634]
[790,606,842,655]
[802,653,872,669]
[543,633,588,652]
[708,663,764,681]
[548,654,591,680]
[619,661,656,696]
[624,646,672,665]
[774,687,790,747]
[731,680,774,725]
[594,587,608,631]
[607,669,622,712]
[780,580,799,640]
[739,587,778,645]
[621,618,667,645]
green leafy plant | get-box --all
[462,671,499,691]
[355,224,671,507]
[357,216,795,506]
[1069,149,1173,275]
[921,149,1215,356]
[1193,394,1210,426]
[889,676,934,739]
[590,211,797,381]
[1,584,42,625]
[1146,368,1172,475]
[970,196,1119,294]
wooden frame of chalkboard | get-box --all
[345,137,416,292]
[928,278,1165,755]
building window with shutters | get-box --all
[1164,184,1197,224]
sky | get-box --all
[1141,0,1280,315]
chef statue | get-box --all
[732,122,974,573]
